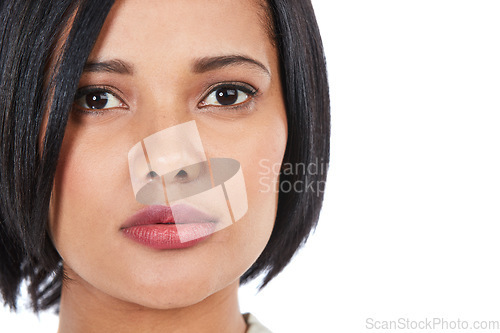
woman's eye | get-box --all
[74,89,125,111]
[200,86,255,108]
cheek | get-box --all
[49,127,131,253]
[217,109,288,266]
[245,113,288,210]
[200,112,287,226]
[243,128,286,209]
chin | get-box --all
[118,275,224,310]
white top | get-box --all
[244,313,272,333]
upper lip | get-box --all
[121,204,215,229]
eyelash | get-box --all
[72,82,258,116]
[198,82,258,110]
[73,85,126,116]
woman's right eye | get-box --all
[74,88,126,112]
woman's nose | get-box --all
[128,120,211,205]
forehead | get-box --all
[89,0,273,70]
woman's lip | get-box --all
[122,224,216,250]
[121,205,217,250]
[121,204,214,228]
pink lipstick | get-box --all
[121,205,216,250]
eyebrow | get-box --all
[82,55,271,77]
[192,55,270,77]
[83,59,134,75]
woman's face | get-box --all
[49,0,287,309]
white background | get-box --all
[2,0,500,332]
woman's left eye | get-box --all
[74,89,126,111]
[200,85,256,108]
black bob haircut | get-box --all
[0,0,330,312]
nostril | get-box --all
[147,171,159,179]
[175,169,188,180]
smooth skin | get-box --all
[48,0,287,332]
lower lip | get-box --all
[122,223,216,250]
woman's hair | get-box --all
[0,0,330,312]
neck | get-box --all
[57,275,246,333]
